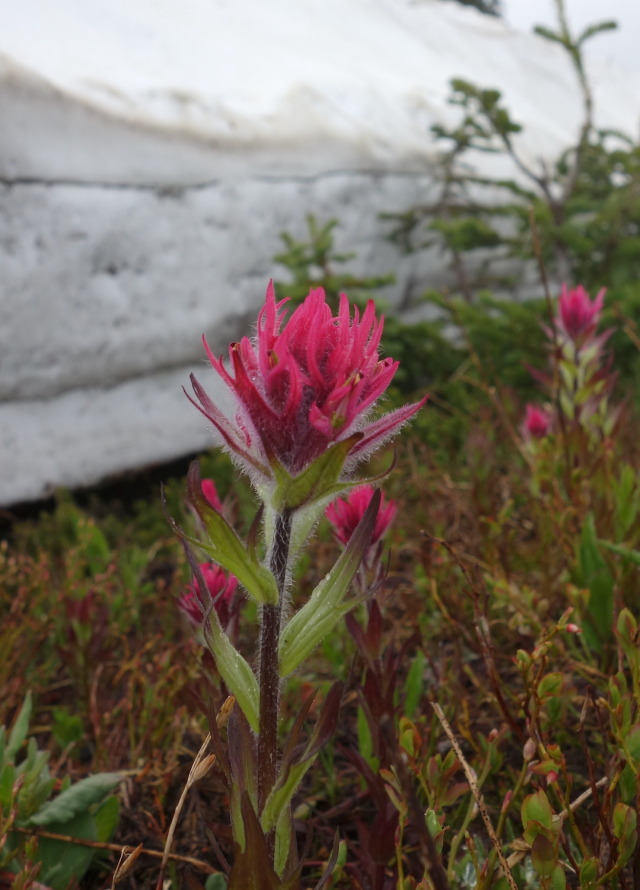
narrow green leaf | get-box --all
[577,20,618,46]
[7,692,32,760]
[180,463,279,606]
[404,651,426,719]
[261,760,309,835]
[600,539,640,566]
[205,616,259,732]
[578,514,614,649]
[279,492,380,676]
[0,762,16,811]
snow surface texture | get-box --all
[1,0,639,504]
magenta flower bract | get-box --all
[201,478,223,513]
[524,404,552,439]
[180,562,238,628]
[326,484,397,547]
[558,284,605,341]
[187,283,425,482]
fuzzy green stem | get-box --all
[257,510,291,842]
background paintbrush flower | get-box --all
[178,562,238,631]
[522,403,552,440]
[557,284,606,342]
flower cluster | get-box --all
[187,282,425,484]
[523,283,617,444]
[523,404,552,440]
[558,284,605,342]
[179,562,238,629]
[326,484,397,548]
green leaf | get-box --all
[623,724,640,762]
[7,692,32,760]
[179,462,279,606]
[36,810,98,890]
[28,773,121,827]
[521,790,553,837]
[271,434,362,512]
[538,672,564,701]
[600,539,640,566]
[530,832,557,877]
[578,514,614,649]
[579,856,599,886]
[94,794,120,843]
[52,708,84,749]
[577,20,618,46]
[0,762,16,811]
[227,794,298,888]
[533,25,569,48]
[404,651,426,719]
[279,491,380,676]
[612,802,637,867]
[205,615,259,732]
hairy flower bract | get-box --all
[187,282,425,483]
[326,484,397,547]
[179,562,238,628]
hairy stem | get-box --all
[257,510,291,832]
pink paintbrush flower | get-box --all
[179,562,238,628]
[186,282,425,484]
[523,404,552,439]
[558,284,605,341]
[325,484,397,547]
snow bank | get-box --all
[1,0,639,503]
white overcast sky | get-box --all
[505,0,640,72]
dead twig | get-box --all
[431,702,518,890]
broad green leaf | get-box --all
[530,833,557,877]
[538,672,564,700]
[28,773,121,827]
[612,802,637,867]
[94,794,120,843]
[521,790,553,835]
[37,810,98,890]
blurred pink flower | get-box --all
[558,284,605,341]
[187,282,425,482]
[201,478,223,512]
[179,562,238,628]
[325,484,397,547]
[524,404,552,439]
